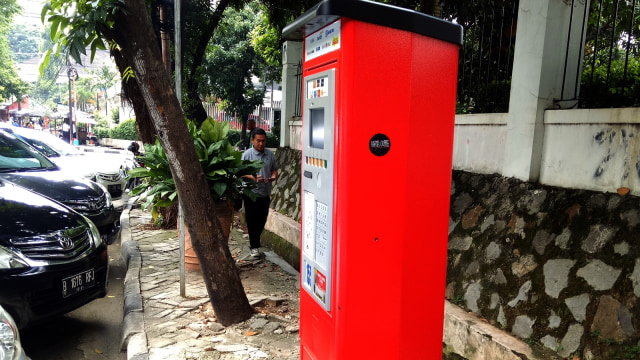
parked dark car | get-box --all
[0,125,129,198]
[0,130,120,244]
[0,180,109,329]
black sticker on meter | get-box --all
[369,133,391,156]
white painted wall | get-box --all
[540,108,640,195]
[452,108,640,195]
[452,114,507,175]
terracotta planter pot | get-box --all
[183,200,233,272]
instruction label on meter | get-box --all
[305,20,341,61]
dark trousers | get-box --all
[243,194,270,249]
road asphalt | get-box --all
[119,197,301,360]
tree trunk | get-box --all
[183,0,230,125]
[110,48,157,144]
[108,0,254,326]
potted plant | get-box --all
[128,117,263,269]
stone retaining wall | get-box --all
[263,148,640,358]
[447,170,640,358]
[271,147,301,222]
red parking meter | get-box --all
[283,1,462,358]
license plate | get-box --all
[108,184,121,191]
[62,269,95,298]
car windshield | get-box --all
[10,128,81,157]
[12,133,60,157]
[0,131,57,171]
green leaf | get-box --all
[90,38,99,62]
[123,66,135,81]
[221,121,229,139]
[155,199,174,208]
[127,167,151,178]
[49,15,62,40]
[39,49,52,77]
[207,141,223,155]
[208,156,223,166]
[59,17,70,35]
[201,117,220,144]
[41,3,52,24]
[212,182,227,196]
[207,169,227,177]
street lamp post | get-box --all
[67,66,77,145]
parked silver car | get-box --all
[0,125,129,198]
[0,305,29,360]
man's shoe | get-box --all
[250,248,260,257]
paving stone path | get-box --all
[126,206,300,360]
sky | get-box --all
[16,0,44,28]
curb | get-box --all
[119,196,149,360]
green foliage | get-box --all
[579,0,640,108]
[109,118,137,140]
[599,337,621,346]
[93,120,110,138]
[266,131,278,148]
[129,139,174,220]
[251,10,282,83]
[153,214,165,228]
[39,0,124,74]
[92,65,118,95]
[9,23,41,63]
[375,0,438,13]
[94,127,110,139]
[92,110,105,123]
[75,76,97,111]
[200,4,265,123]
[129,118,264,220]
[30,25,67,104]
[227,129,241,147]
[0,0,29,102]
[452,295,465,306]
[270,113,281,146]
[623,345,640,359]
[580,56,640,108]
[111,106,120,124]
[524,337,539,347]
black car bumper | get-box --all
[97,218,121,245]
[0,243,109,329]
[81,206,121,245]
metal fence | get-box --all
[203,102,279,132]
[445,0,519,114]
[450,0,639,113]
[578,0,640,108]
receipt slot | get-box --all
[283,1,462,358]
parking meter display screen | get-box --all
[310,108,325,149]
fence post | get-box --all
[502,0,590,181]
[281,41,303,148]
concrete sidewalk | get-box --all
[119,199,301,360]
[117,197,546,360]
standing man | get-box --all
[242,128,278,257]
